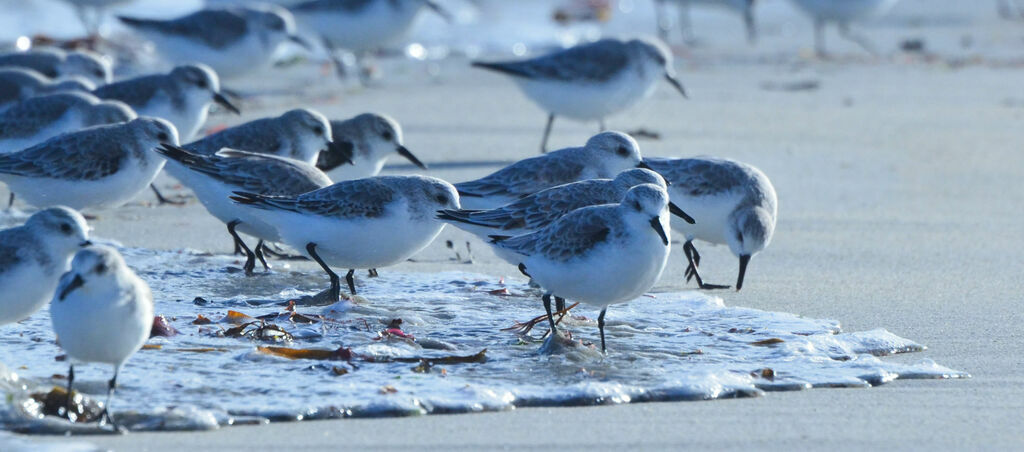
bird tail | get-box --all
[155,143,204,167]
[436,209,485,225]
[488,234,511,244]
[229,191,269,208]
[117,15,160,29]
[470,61,531,79]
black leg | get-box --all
[598,119,607,132]
[233,239,243,256]
[540,114,555,153]
[838,22,877,55]
[368,268,379,277]
[597,308,607,353]
[542,293,557,334]
[227,221,256,276]
[683,240,730,290]
[306,243,340,302]
[346,269,357,295]
[65,364,74,421]
[254,240,271,271]
[6,192,13,209]
[150,184,185,206]
[100,367,121,431]
[555,296,566,313]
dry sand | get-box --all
[10,0,1024,449]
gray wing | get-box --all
[0,130,126,180]
[455,154,587,199]
[495,206,615,261]
[185,120,283,156]
[473,40,629,83]
[643,158,747,197]
[201,150,329,195]
[0,239,22,275]
[292,0,375,13]
[120,10,249,49]
[248,178,396,219]
[461,180,618,230]
[0,95,82,138]
[93,74,164,107]
[0,228,45,274]
[0,53,59,78]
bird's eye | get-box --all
[60,223,72,234]
[313,126,324,135]
[633,201,642,211]
[617,146,630,157]
[94,69,104,77]
[435,194,448,204]
[382,131,393,141]
[95,263,106,274]
[196,79,208,89]
[157,132,169,141]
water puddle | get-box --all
[0,246,967,433]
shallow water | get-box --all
[0,244,966,433]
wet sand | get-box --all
[12,0,1024,449]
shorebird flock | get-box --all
[0,0,903,431]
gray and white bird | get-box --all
[643,157,776,291]
[490,183,673,353]
[0,92,136,154]
[0,207,91,326]
[51,245,153,431]
[231,175,460,303]
[156,143,332,275]
[290,0,450,77]
[0,117,179,210]
[0,68,95,112]
[472,37,686,152]
[315,113,426,181]
[454,131,644,210]
[440,168,692,266]
[93,64,239,142]
[788,0,899,55]
[0,48,112,85]
[118,5,310,79]
[656,0,758,44]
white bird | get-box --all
[289,0,450,77]
[471,37,686,152]
[655,0,758,44]
[230,175,460,303]
[51,245,154,431]
[315,113,426,181]
[92,64,239,142]
[0,207,91,326]
[439,168,693,267]
[454,131,644,210]
[118,5,310,79]
[643,156,777,291]
[0,117,180,210]
[788,0,899,55]
[182,108,340,165]
[0,92,136,154]
[0,68,95,112]
[156,143,332,275]
[0,48,112,85]
[490,183,673,353]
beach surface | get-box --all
[6,0,1024,449]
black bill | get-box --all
[650,216,669,246]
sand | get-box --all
[8,0,1024,449]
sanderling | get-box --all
[643,156,776,291]
[454,131,643,210]
[290,0,450,77]
[0,207,90,326]
[156,143,332,275]
[183,108,342,166]
[230,175,459,303]
[118,5,310,79]
[60,0,137,35]
[93,64,239,142]
[316,113,426,181]
[0,48,112,85]
[788,0,899,55]
[440,168,693,266]
[656,0,757,44]
[0,92,136,154]
[51,245,153,431]
[0,117,179,210]
[0,68,95,112]
[472,37,687,152]
[490,183,672,353]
